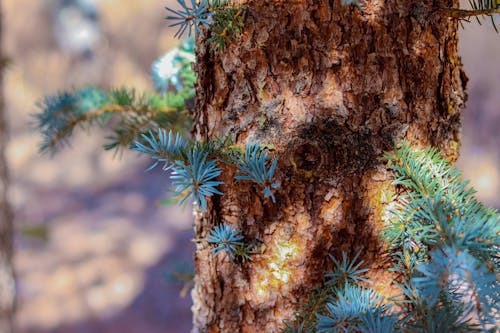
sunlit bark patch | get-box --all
[247,233,303,306]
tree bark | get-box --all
[0,2,15,332]
[191,0,467,331]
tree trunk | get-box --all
[191,0,467,331]
[0,3,15,332]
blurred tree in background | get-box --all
[0,4,15,333]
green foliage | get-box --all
[34,86,191,155]
[206,0,245,52]
[133,129,224,211]
[438,0,500,32]
[34,40,196,155]
[207,223,244,258]
[317,285,397,333]
[165,0,213,38]
[283,253,372,332]
[325,251,369,287]
[357,309,401,333]
[384,143,499,261]
[151,38,196,94]
[383,143,499,266]
[133,130,280,213]
[285,143,500,332]
[412,246,498,327]
[165,0,245,51]
[35,38,281,216]
[170,148,224,211]
[206,223,255,262]
[384,143,499,330]
[234,143,280,202]
[134,129,188,171]
[282,285,335,333]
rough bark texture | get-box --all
[0,3,15,332]
[192,0,467,331]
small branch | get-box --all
[439,7,500,19]
[47,105,181,151]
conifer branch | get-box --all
[165,0,246,51]
[234,143,280,202]
[283,253,377,332]
[35,87,191,155]
[35,39,196,155]
[438,0,500,31]
[282,286,335,333]
[287,143,499,332]
[385,142,500,330]
[317,285,397,333]
[440,7,500,19]
[206,223,245,259]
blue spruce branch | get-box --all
[317,285,392,333]
[325,251,370,287]
[165,0,246,50]
[234,143,280,202]
[206,223,245,259]
[170,148,223,211]
[133,129,188,171]
[413,246,499,328]
[165,0,214,38]
[34,87,191,155]
[384,142,500,331]
[288,142,499,332]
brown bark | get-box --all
[191,0,467,331]
[0,3,15,332]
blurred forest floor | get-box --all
[4,0,194,332]
[2,0,500,332]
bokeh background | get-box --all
[2,0,499,332]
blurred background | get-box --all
[2,0,499,332]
